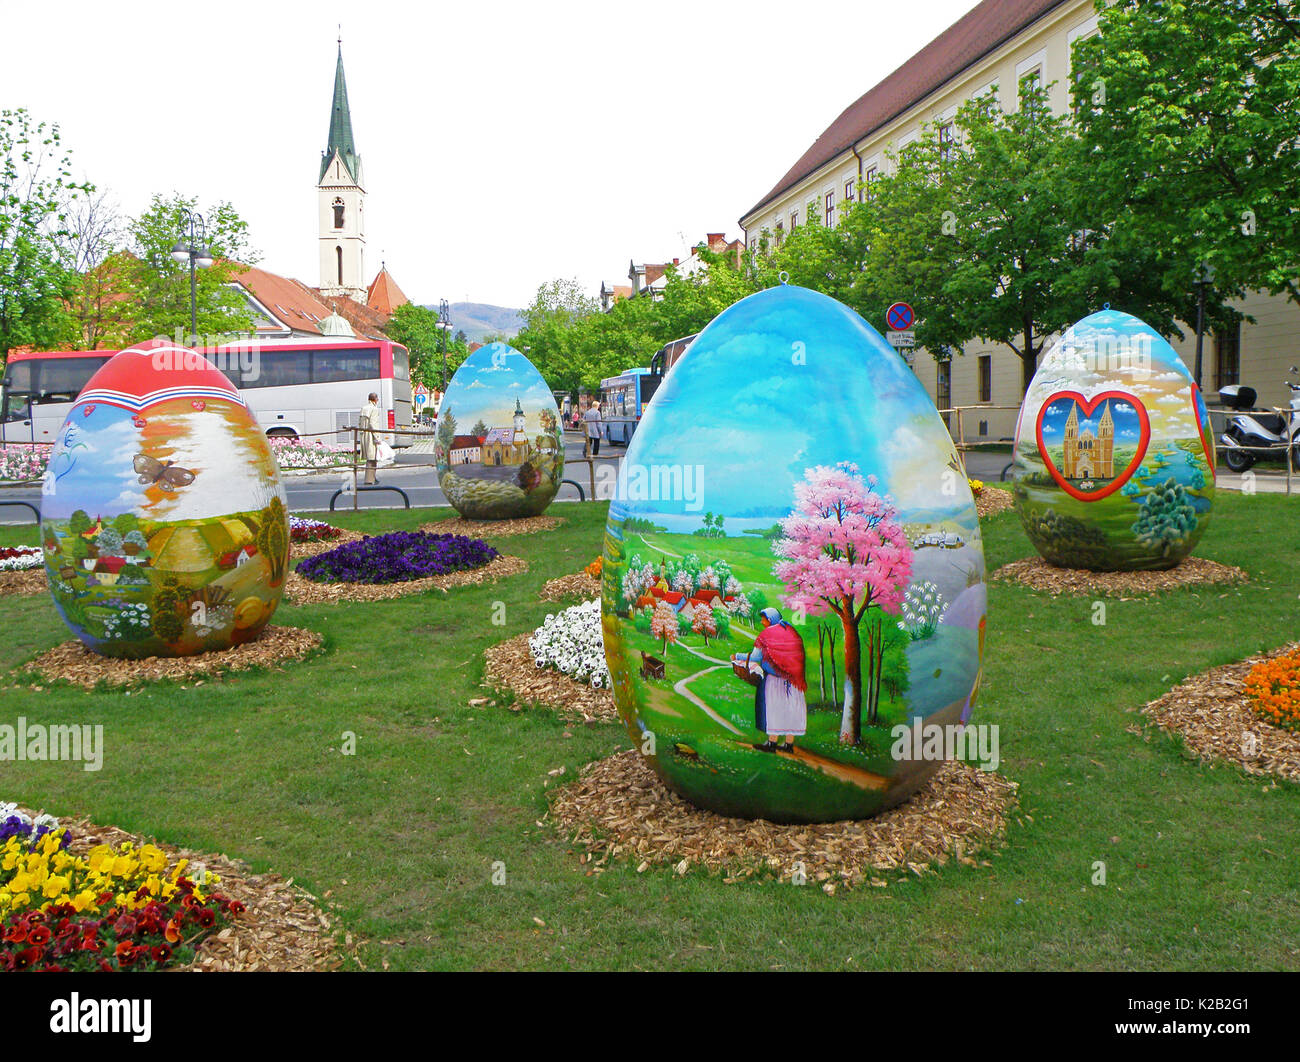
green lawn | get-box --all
[2,492,1298,970]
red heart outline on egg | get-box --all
[1035,389,1150,501]
[1191,383,1215,475]
[81,405,95,417]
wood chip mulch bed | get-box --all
[1140,643,1300,784]
[291,529,365,559]
[285,554,527,605]
[20,626,324,690]
[539,572,601,602]
[416,515,564,538]
[482,632,619,723]
[992,555,1248,596]
[0,569,45,597]
[548,750,1019,892]
[12,807,359,971]
[975,488,1015,519]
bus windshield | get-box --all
[4,356,112,405]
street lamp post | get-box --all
[438,299,451,391]
[170,208,214,347]
[1193,261,1216,390]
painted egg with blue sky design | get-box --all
[39,341,288,658]
[1012,308,1215,571]
[600,284,987,823]
[435,342,564,519]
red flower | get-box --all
[150,944,172,964]
[116,944,140,968]
[228,900,246,916]
[3,925,26,943]
[164,917,182,944]
[114,940,134,958]
[195,908,217,928]
[78,934,102,953]
[26,925,51,946]
[14,946,43,970]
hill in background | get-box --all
[424,302,525,342]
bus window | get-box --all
[312,348,381,383]
[6,357,110,404]
[243,350,312,389]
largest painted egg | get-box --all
[1012,308,1215,571]
[435,342,564,519]
[39,342,289,658]
[600,284,987,823]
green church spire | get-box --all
[321,43,363,185]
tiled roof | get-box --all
[741,0,1070,222]
[319,293,391,341]
[366,267,409,316]
[450,435,481,450]
[230,264,331,335]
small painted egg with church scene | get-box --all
[434,343,565,519]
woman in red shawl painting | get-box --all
[734,607,808,752]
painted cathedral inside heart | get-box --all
[1012,308,1215,572]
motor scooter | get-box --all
[1219,368,1300,473]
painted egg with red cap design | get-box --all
[38,341,289,658]
[1012,308,1215,571]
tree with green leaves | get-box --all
[124,194,255,345]
[0,108,90,358]
[386,302,469,389]
[1072,0,1300,313]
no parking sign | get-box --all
[886,302,914,330]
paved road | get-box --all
[0,432,626,524]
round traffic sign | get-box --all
[886,302,914,330]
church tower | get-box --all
[318,42,367,301]
[1098,400,1114,477]
[1063,402,1079,478]
[512,397,527,443]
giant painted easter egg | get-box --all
[1012,308,1215,571]
[39,342,289,658]
[600,284,987,823]
[435,343,564,519]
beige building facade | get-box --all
[739,0,1300,435]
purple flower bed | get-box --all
[296,531,498,585]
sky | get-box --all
[610,285,976,533]
[0,0,981,311]
[442,346,556,430]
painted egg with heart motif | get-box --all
[1012,308,1215,571]
[39,341,289,658]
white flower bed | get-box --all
[0,546,43,571]
[0,447,50,483]
[269,438,353,472]
[529,599,610,689]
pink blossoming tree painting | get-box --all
[773,462,913,744]
[650,599,679,656]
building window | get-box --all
[863,166,878,200]
[1214,323,1241,390]
[790,209,798,228]
[844,178,855,203]
[333,198,345,229]
[825,190,835,227]
[1019,66,1043,108]
[336,246,343,286]
[775,220,784,245]
[937,359,952,411]
[979,355,992,402]
[938,123,956,173]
